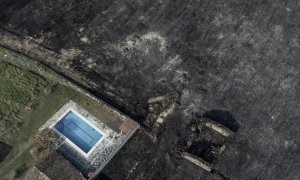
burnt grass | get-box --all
[1,0,300,180]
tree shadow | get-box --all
[203,110,240,132]
[0,141,13,163]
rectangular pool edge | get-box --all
[54,111,103,154]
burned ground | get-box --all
[0,0,300,179]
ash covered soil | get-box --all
[1,0,300,179]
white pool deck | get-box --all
[39,100,139,179]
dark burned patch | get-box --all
[176,139,189,151]
[203,110,240,132]
[96,173,113,180]
[187,140,224,164]
[0,0,31,14]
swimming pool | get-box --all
[54,111,103,153]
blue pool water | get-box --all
[54,111,102,153]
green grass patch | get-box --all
[0,61,48,142]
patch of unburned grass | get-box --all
[0,61,48,142]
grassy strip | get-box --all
[0,48,66,84]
